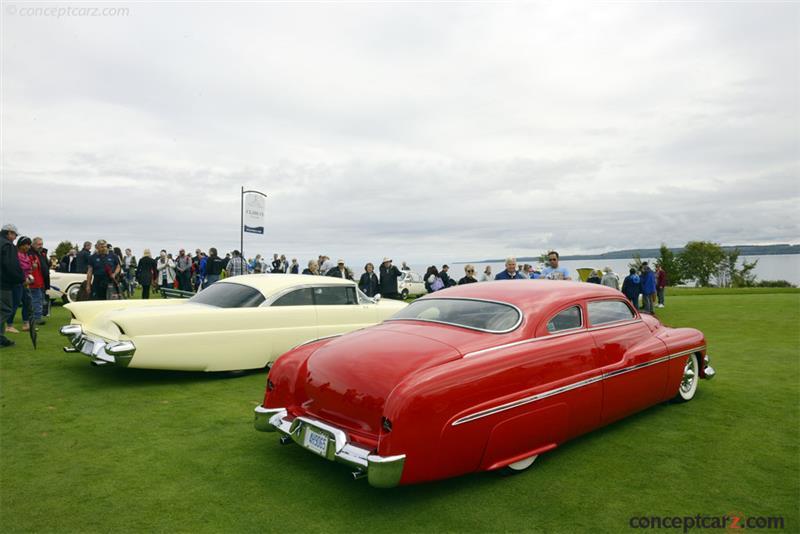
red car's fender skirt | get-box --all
[656,327,708,392]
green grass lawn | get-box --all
[1,289,798,533]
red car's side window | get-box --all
[546,305,584,333]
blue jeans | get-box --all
[7,285,22,325]
[657,287,665,305]
[203,274,220,289]
[30,288,44,323]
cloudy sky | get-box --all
[1,2,798,264]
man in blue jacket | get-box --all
[639,262,657,313]
[621,268,641,309]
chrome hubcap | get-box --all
[680,357,696,393]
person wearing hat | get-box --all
[0,223,24,348]
[378,257,403,300]
[325,259,353,280]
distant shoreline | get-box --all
[455,244,800,264]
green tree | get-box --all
[655,244,684,285]
[628,253,644,273]
[677,241,726,287]
[54,240,74,260]
[718,248,759,288]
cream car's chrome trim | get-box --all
[464,318,644,358]
[59,324,136,367]
[386,297,523,334]
[452,345,707,426]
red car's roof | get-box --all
[419,280,624,318]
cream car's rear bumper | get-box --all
[254,406,405,488]
[60,325,135,367]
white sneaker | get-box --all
[657,304,664,308]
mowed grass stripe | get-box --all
[1,289,797,533]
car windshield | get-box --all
[388,298,521,333]
[189,282,265,308]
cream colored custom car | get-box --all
[60,274,407,371]
[47,271,86,303]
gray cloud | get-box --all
[1,3,797,266]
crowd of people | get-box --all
[0,222,669,349]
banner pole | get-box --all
[240,186,244,258]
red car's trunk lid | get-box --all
[301,326,463,436]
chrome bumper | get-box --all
[59,324,135,367]
[703,354,716,380]
[254,406,405,488]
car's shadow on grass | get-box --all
[250,397,706,508]
[66,360,267,388]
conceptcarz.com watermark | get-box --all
[5,4,130,18]
[629,513,785,532]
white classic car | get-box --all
[60,274,407,371]
[47,271,86,303]
[398,271,427,299]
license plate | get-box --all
[303,427,329,457]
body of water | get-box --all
[408,254,800,286]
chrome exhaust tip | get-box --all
[63,347,77,353]
[279,435,293,445]
[351,470,367,481]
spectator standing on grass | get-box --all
[302,260,319,276]
[640,262,656,313]
[440,265,457,287]
[587,270,602,284]
[0,224,23,347]
[75,241,92,273]
[87,240,120,301]
[30,238,50,323]
[379,258,404,300]
[136,249,157,299]
[480,266,493,281]
[458,265,478,285]
[621,268,641,309]
[541,251,572,280]
[16,238,34,331]
[426,266,445,292]
[289,258,299,274]
[359,263,380,297]
[226,250,247,277]
[122,248,137,295]
[59,248,78,273]
[204,248,225,288]
[175,249,192,291]
[326,259,352,280]
[601,266,619,290]
[271,253,285,273]
[401,261,411,271]
[656,265,668,308]
[156,250,176,289]
[495,257,525,280]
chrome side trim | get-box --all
[386,297,524,334]
[464,319,644,359]
[452,345,707,426]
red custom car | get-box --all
[254,281,715,488]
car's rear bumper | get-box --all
[254,406,405,488]
[59,324,135,367]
